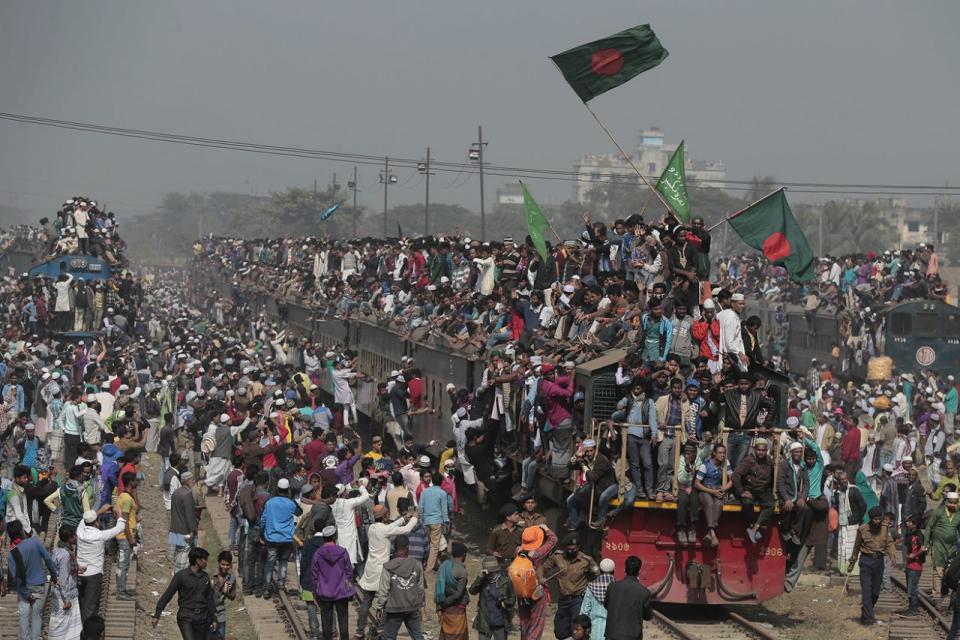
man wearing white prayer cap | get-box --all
[204,410,250,491]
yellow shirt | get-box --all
[117,492,138,541]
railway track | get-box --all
[100,539,139,640]
[649,607,781,640]
[0,519,57,637]
[883,574,950,640]
[0,517,139,639]
[207,503,313,640]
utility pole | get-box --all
[383,156,389,237]
[313,179,317,194]
[819,207,824,255]
[349,166,358,238]
[380,157,396,237]
[469,126,488,240]
[418,148,434,236]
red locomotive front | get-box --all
[602,500,786,604]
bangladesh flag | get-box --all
[521,183,550,261]
[655,141,690,222]
[728,189,816,282]
[551,24,669,103]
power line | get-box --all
[1,110,959,196]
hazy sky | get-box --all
[1,1,958,221]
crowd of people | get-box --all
[0,197,959,640]
[712,245,950,374]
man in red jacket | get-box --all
[841,418,862,479]
[691,300,721,375]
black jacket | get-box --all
[903,480,927,526]
[154,567,216,622]
[603,577,653,640]
[712,388,773,431]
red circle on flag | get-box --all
[591,49,625,76]
[762,232,791,261]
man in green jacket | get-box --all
[924,492,960,600]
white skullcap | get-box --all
[786,416,799,427]
[83,510,98,524]
[320,525,337,537]
[731,293,745,302]
[277,478,290,489]
[219,413,231,423]
[702,299,716,310]
[948,492,960,502]
[788,442,803,453]
[599,558,616,573]
[445,383,456,392]
[882,463,895,472]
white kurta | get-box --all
[357,516,419,592]
[716,308,745,367]
[332,486,369,565]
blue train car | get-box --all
[29,254,111,281]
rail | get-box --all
[651,607,779,639]
[206,497,312,640]
[889,573,949,638]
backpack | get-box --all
[508,553,540,600]
[942,553,960,593]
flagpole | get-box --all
[581,101,674,215]
[706,187,786,232]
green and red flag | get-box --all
[550,24,669,103]
[655,141,690,222]
[728,189,816,282]
[521,182,550,261]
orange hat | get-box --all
[520,525,545,551]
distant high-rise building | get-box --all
[572,127,726,202]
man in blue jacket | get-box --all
[260,477,302,598]
[418,471,450,572]
[7,520,58,640]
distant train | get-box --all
[29,254,112,282]
[750,298,960,379]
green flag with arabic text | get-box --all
[521,183,550,260]
[655,141,690,222]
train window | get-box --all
[916,313,939,338]
[889,313,911,336]
[945,313,960,337]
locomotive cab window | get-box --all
[889,312,912,336]
[944,313,960,337]
[916,312,940,338]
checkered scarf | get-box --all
[587,573,614,603]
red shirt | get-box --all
[408,378,423,411]
[117,462,138,494]
[841,426,861,462]
[304,439,327,473]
